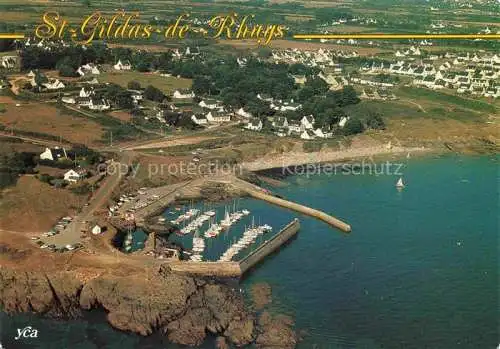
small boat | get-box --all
[396,177,405,189]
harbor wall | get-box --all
[239,218,300,274]
[245,188,351,233]
[169,261,242,278]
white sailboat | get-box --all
[396,177,405,189]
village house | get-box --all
[245,118,263,131]
[198,99,220,110]
[206,111,231,123]
[274,128,290,137]
[43,79,65,90]
[271,101,302,112]
[288,122,302,134]
[272,116,289,129]
[88,98,111,111]
[92,225,102,235]
[128,89,143,104]
[300,115,315,130]
[338,116,349,128]
[1,56,16,69]
[191,114,208,126]
[173,89,195,99]
[113,59,132,70]
[79,87,94,98]
[300,129,316,140]
[40,147,68,161]
[257,93,274,103]
[63,169,87,183]
[77,63,100,76]
[61,96,76,104]
[77,96,92,107]
[236,107,252,118]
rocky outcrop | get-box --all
[80,272,198,336]
[0,266,296,347]
[0,266,255,346]
[256,312,297,349]
[0,267,82,318]
[165,283,254,346]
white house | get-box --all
[114,59,131,70]
[257,93,274,102]
[236,107,252,118]
[40,147,67,161]
[61,96,76,104]
[91,225,102,235]
[191,114,208,126]
[199,99,220,109]
[288,122,302,134]
[206,111,231,123]
[300,115,315,130]
[314,128,327,138]
[173,89,195,99]
[88,98,110,111]
[338,116,349,128]
[79,87,94,98]
[300,130,316,140]
[64,169,86,183]
[272,116,288,129]
[78,63,100,75]
[43,79,65,90]
[245,118,263,131]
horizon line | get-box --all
[293,34,500,40]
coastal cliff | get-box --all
[0,265,295,347]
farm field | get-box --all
[0,97,105,145]
[99,71,192,95]
[0,176,81,233]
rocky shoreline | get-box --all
[0,264,297,348]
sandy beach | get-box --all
[240,145,430,171]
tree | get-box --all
[343,118,364,135]
[127,80,141,90]
[144,85,165,102]
[366,111,385,130]
[192,76,212,95]
[58,64,77,77]
[340,86,360,106]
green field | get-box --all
[397,87,498,114]
[99,71,192,95]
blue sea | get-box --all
[1,154,498,349]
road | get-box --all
[42,153,133,248]
[0,131,72,148]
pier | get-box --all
[243,186,351,233]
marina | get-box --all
[120,197,298,275]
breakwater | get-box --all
[239,218,300,274]
[245,187,351,233]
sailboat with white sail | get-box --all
[396,177,405,189]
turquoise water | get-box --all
[1,155,498,348]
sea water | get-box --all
[1,154,497,349]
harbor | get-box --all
[108,175,351,277]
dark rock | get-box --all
[256,312,297,349]
[0,268,82,318]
